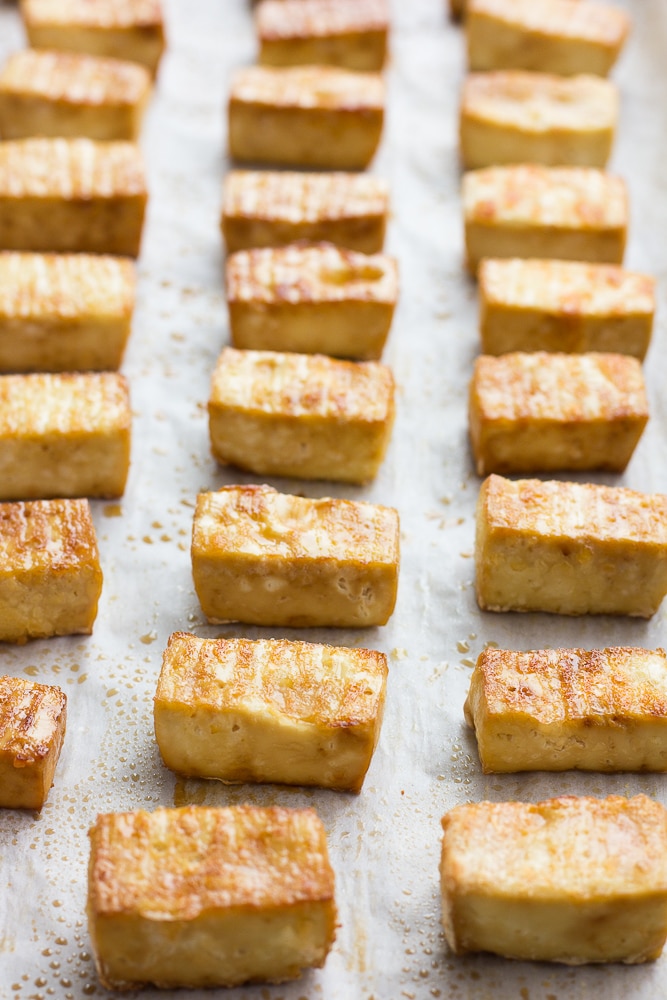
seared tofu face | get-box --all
[0,675,67,808]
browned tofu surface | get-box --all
[0,674,67,808]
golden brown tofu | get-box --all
[0,675,66,808]
[467,0,630,76]
[463,165,628,274]
[256,0,389,72]
[0,498,102,643]
[154,633,387,793]
[479,258,655,359]
[227,243,398,359]
[0,138,147,257]
[475,474,667,618]
[221,170,389,255]
[87,804,337,989]
[191,484,400,628]
[466,646,667,773]
[229,65,384,170]
[21,0,166,77]
[460,71,617,169]
[208,347,395,483]
[0,372,131,500]
[0,252,135,372]
[440,795,667,964]
[469,352,648,475]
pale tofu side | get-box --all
[87,805,337,989]
[0,675,66,808]
[475,474,667,617]
[0,498,103,642]
[208,347,395,483]
[465,647,667,773]
[479,258,655,358]
[154,633,388,793]
[468,351,648,475]
[191,484,400,628]
[440,795,667,964]
[0,372,131,500]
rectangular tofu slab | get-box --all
[0,252,135,372]
[221,170,389,255]
[440,795,667,964]
[154,633,388,793]
[460,71,617,169]
[0,49,151,141]
[475,474,667,617]
[0,138,147,256]
[479,258,655,358]
[0,498,103,643]
[256,0,389,72]
[208,347,395,483]
[227,243,397,359]
[0,675,67,808]
[463,165,628,273]
[0,372,131,500]
[467,0,630,76]
[469,351,648,475]
[229,65,384,170]
[465,646,667,773]
[191,484,399,627]
[87,805,337,989]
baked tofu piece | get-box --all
[465,646,667,774]
[227,243,397,360]
[0,49,151,141]
[256,0,389,72]
[0,252,135,372]
[191,484,399,628]
[463,165,627,274]
[87,805,337,990]
[466,0,630,76]
[0,675,66,808]
[0,498,103,643]
[460,71,617,170]
[21,0,166,77]
[208,347,395,483]
[440,795,667,964]
[0,138,147,257]
[479,258,655,359]
[221,170,389,255]
[229,65,384,171]
[475,474,667,618]
[469,352,648,475]
[154,633,387,793]
[0,372,131,500]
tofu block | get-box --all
[21,0,166,77]
[460,71,617,169]
[440,795,667,964]
[208,347,395,483]
[154,633,388,793]
[465,646,667,774]
[0,498,103,643]
[0,252,135,372]
[229,65,384,170]
[463,165,628,274]
[87,805,337,990]
[227,243,398,360]
[469,351,648,475]
[256,0,389,72]
[0,49,151,141]
[467,0,630,76]
[0,372,131,500]
[0,675,67,808]
[221,170,389,255]
[0,138,147,257]
[191,484,400,628]
[479,258,655,359]
[475,474,667,618]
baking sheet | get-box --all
[1,0,667,997]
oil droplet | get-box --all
[42,948,52,957]
[24,665,38,677]
[82,986,97,996]
[142,535,153,545]
[140,632,157,645]
[77,674,88,684]
[52,900,62,908]
[390,648,408,661]
[173,779,207,807]
[55,937,67,946]
[103,504,122,518]
[456,640,469,653]
[461,658,475,668]
[35,979,47,988]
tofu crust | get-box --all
[0,674,67,808]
